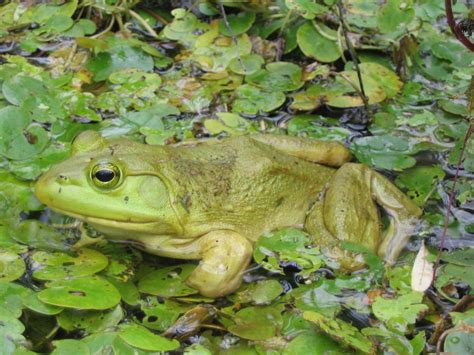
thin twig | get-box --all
[91,16,115,38]
[218,2,245,72]
[433,122,473,277]
[128,9,159,38]
[445,0,474,51]
[336,1,371,119]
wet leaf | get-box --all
[38,276,121,310]
[32,248,109,280]
[372,292,428,333]
[219,12,256,36]
[232,84,286,115]
[52,339,89,355]
[231,280,283,305]
[297,22,340,63]
[57,305,123,332]
[377,0,415,34]
[395,166,445,205]
[226,305,284,341]
[138,264,198,297]
[246,62,303,92]
[118,323,180,352]
[303,310,373,353]
[0,251,25,283]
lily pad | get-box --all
[232,84,286,115]
[138,264,198,298]
[297,22,340,63]
[395,166,445,206]
[229,54,264,75]
[246,62,303,92]
[52,339,89,355]
[351,135,417,171]
[303,310,373,353]
[38,276,121,310]
[254,228,322,275]
[231,280,283,305]
[226,305,283,341]
[0,252,25,283]
[57,305,123,332]
[372,292,428,333]
[32,248,109,280]
[219,12,256,36]
[118,323,180,352]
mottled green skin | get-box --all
[35,131,421,297]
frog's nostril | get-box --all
[56,174,69,184]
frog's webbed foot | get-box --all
[186,230,252,298]
[306,163,422,267]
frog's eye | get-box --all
[91,163,122,189]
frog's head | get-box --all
[35,131,180,236]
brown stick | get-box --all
[445,0,474,51]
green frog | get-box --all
[35,131,422,297]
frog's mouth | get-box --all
[49,207,159,227]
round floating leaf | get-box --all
[441,249,474,267]
[22,293,63,315]
[297,22,340,63]
[246,62,303,92]
[118,324,180,352]
[0,252,25,283]
[139,299,189,332]
[377,0,415,34]
[51,339,89,355]
[395,166,445,206]
[229,54,264,75]
[227,306,283,341]
[283,331,341,354]
[138,264,198,297]
[351,135,417,171]
[82,332,140,354]
[232,280,283,305]
[219,12,256,36]
[0,282,31,318]
[445,331,474,354]
[57,305,123,332]
[0,106,49,161]
[232,84,286,115]
[32,248,109,280]
[38,276,121,310]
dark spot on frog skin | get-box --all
[124,196,129,204]
[276,197,284,207]
[180,193,191,213]
[58,188,62,194]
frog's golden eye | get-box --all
[91,163,121,189]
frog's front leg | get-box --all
[186,230,253,298]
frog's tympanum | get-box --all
[35,131,422,297]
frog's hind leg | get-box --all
[306,163,422,267]
[185,230,252,298]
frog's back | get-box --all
[156,136,335,240]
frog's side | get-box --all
[35,131,422,297]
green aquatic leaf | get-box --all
[229,54,264,75]
[0,282,31,318]
[86,44,154,82]
[0,251,25,283]
[297,22,340,63]
[372,292,428,333]
[303,310,373,353]
[219,12,256,36]
[57,305,123,332]
[0,106,50,161]
[395,166,445,206]
[231,279,283,305]
[51,339,89,355]
[38,276,121,310]
[246,62,303,92]
[138,264,198,297]
[283,331,342,354]
[232,84,286,115]
[32,248,109,280]
[226,305,284,341]
[118,323,180,352]
[377,0,415,34]
[0,313,26,355]
[444,330,474,354]
[441,249,474,267]
[285,0,328,19]
[351,135,417,171]
[138,298,189,332]
[253,228,322,275]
